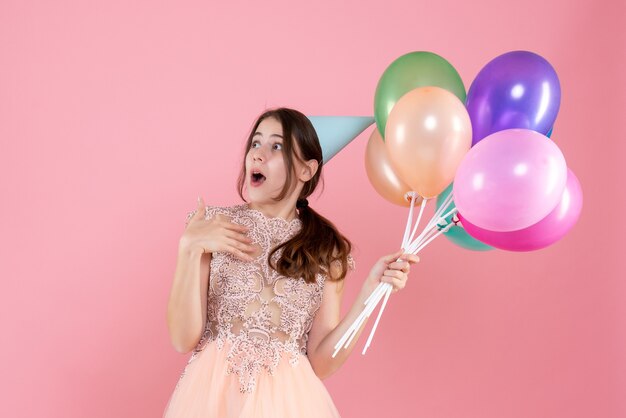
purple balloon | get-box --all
[466,51,561,146]
[458,169,582,251]
[453,129,567,232]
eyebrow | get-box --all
[253,132,283,139]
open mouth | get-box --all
[250,170,266,186]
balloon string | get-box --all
[363,197,428,355]
[439,207,457,224]
[413,220,454,254]
[408,207,458,254]
[364,276,389,307]
[406,197,429,248]
[333,191,459,357]
[338,283,387,348]
[401,192,417,249]
[407,225,439,253]
[362,284,392,355]
[424,191,454,231]
[332,282,391,358]
[406,192,455,250]
[407,220,438,254]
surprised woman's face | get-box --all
[245,117,290,203]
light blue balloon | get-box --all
[436,183,493,252]
[307,116,374,163]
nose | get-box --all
[251,145,266,162]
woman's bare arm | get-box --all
[307,250,419,378]
[166,199,254,353]
[166,242,211,353]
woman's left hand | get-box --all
[361,249,420,296]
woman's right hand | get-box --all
[179,197,256,262]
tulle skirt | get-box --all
[163,338,341,417]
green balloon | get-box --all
[436,183,493,252]
[374,51,466,139]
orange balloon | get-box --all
[365,128,421,207]
[385,86,472,198]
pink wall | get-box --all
[1,0,624,417]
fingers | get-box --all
[381,249,419,263]
[226,237,256,254]
[187,196,206,224]
[400,254,420,264]
[388,260,410,272]
[380,253,414,292]
[213,213,249,234]
[380,249,404,263]
[222,221,250,234]
[225,230,253,244]
[225,237,257,263]
[227,245,255,262]
[196,196,205,215]
[387,254,419,272]
[380,273,407,292]
[383,269,406,279]
[223,237,256,262]
[222,221,252,245]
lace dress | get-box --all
[163,203,355,418]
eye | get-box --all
[251,140,260,148]
[272,143,283,151]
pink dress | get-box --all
[163,204,355,418]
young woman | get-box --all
[164,107,419,417]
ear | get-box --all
[299,159,319,182]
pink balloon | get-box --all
[453,129,567,232]
[458,168,582,251]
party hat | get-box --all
[307,116,374,163]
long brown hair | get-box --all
[237,108,352,284]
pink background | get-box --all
[2,0,624,417]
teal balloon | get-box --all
[436,183,494,251]
[307,116,374,163]
[547,127,553,138]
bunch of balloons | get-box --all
[365,50,582,253]
[337,50,582,358]
[452,51,581,252]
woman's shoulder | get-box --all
[330,249,356,273]
[205,203,252,220]
[184,203,246,225]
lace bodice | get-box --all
[182,203,355,393]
